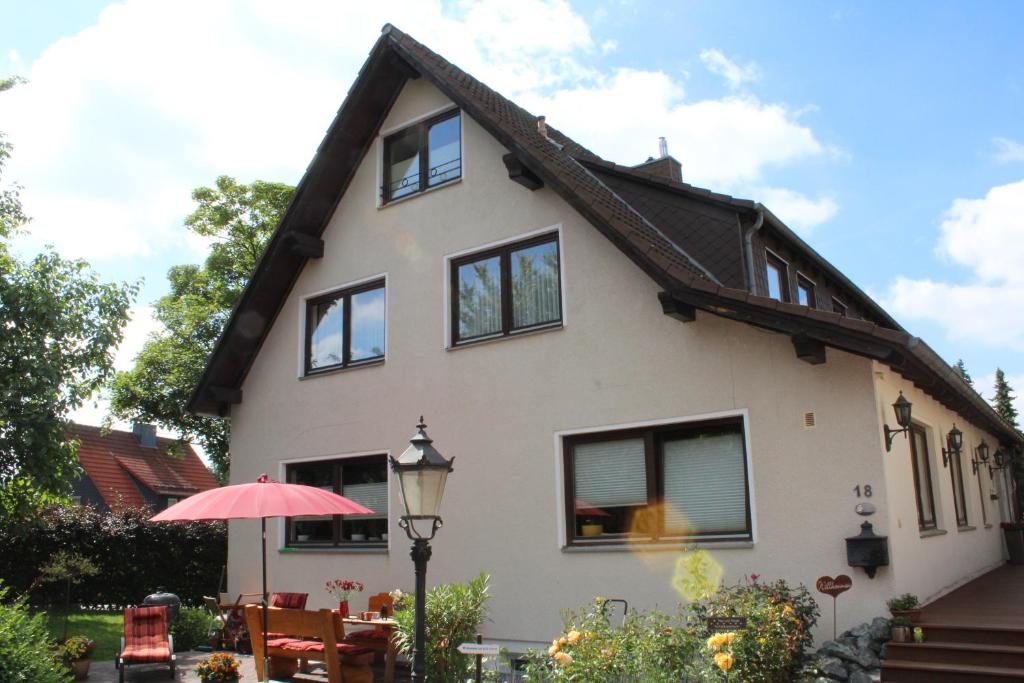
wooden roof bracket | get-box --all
[791,333,827,365]
[285,231,325,259]
[502,153,544,190]
[658,291,696,322]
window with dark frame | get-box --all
[831,297,848,317]
[976,455,989,526]
[383,109,461,203]
[909,425,938,531]
[451,233,562,345]
[305,279,385,374]
[796,274,816,308]
[285,455,388,548]
[950,449,969,527]
[563,418,751,546]
[765,251,789,302]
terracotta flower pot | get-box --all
[69,659,90,680]
[891,608,922,622]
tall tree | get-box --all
[0,77,136,515]
[994,368,1019,428]
[952,358,974,387]
[110,176,293,480]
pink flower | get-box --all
[750,573,760,583]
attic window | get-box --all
[765,250,789,302]
[383,109,461,202]
[796,274,816,308]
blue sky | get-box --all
[1,0,1022,425]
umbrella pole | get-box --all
[262,517,269,683]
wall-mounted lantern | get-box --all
[971,439,990,475]
[942,424,964,468]
[883,392,913,452]
[846,521,889,579]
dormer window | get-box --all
[383,110,461,202]
[765,250,789,302]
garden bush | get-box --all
[393,572,490,681]
[523,597,700,682]
[524,576,818,683]
[0,581,72,683]
[0,504,225,607]
[171,607,210,652]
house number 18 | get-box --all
[853,485,873,498]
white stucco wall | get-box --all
[224,78,996,647]
[873,366,1007,605]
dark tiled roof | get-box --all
[185,24,1021,447]
[67,424,218,510]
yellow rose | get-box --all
[548,644,559,657]
[706,634,724,650]
[722,632,737,645]
[782,605,794,616]
[553,651,573,666]
[566,630,582,645]
[558,637,568,647]
[714,652,734,671]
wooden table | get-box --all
[342,617,398,683]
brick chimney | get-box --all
[632,137,683,182]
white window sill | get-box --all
[957,525,977,533]
[919,528,948,539]
[378,177,461,209]
[280,546,388,555]
[448,322,563,352]
[299,358,385,381]
[562,540,754,553]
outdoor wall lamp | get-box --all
[941,424,964,468]
[390,416,455,683]
[971,440,991,476]
[989,447,1012,477]
[883,392,913,452]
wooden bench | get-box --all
[244,605,374,683]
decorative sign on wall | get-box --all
[707,616,748,631]
[855,502,876,516]
[816,574,853,639]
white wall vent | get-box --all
[803,411,817,429]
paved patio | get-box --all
[85,652,410,682]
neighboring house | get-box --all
[187,25,1023,649]
[67,422,219,512]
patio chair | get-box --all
[270,591,309,610]
[116,605,175,682]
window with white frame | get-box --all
[563,417,752,545]
[285,455,388,548]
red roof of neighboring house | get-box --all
[67,423,219,510]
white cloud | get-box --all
[600,39,618,54]
[883,179,1024,353]
[754,187,839,233]
[993,137,1024,163]
[699,48,760,89]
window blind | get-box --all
[342,482,387,520]
[574,438,647,508]
[663,432,747,534]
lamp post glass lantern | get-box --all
[390,417,454,682]
[884,392,914,452]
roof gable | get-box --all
[68,424,218,510]
[187,25,1021,448]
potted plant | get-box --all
[1001,520,1024,565]
[891,617,913,643]
[195,652,241,682]
[57,636,95,680]
[887,593,922,622]
[325,578,364,617]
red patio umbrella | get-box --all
[151,473,372,681]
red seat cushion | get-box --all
[121,606,171,664]
[346,628,390,641]
[280,640,373,656]
[267,637,303,648]
[269,592,309,610]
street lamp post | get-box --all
[390,417,454,682]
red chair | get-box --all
[270,592,309,610]
[116,605,175,682]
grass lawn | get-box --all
[41,610,122,662]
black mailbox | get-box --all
[845,521,889,579]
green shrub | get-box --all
[0,504,225,607]
[886,593,920,612]
[393,573,490,681]
[0,582,72,683]
[171,607,210,652]
[691,577,819,682]
[523,597,700,682]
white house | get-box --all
[189,24,1023,651]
